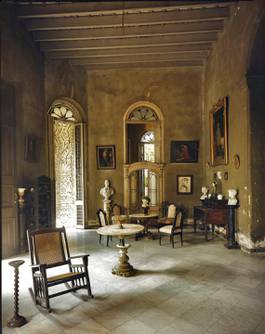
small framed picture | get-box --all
[170,141,199,163]
[177,175,193,195]
[96,145,116,169]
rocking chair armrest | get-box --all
[70,254,90,260]
[71,264,85,269]
[70,254,90,267]
[30,263,47,270]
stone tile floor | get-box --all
[2,227,265,333]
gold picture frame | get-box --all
[176,175,193,195]
[210,97,228,166]
[96,145,116,169]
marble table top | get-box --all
[129,212,159,219]
[97,223,144,237]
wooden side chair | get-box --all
[96,209,110,246]
[159,211,184,248]
[156,203,177,232]
[27,227,93,312]
[112,203,121,216]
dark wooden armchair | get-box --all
[96,209,110,246]
[159,211,184,248]
[27,227,93,312]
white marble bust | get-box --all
[100,179,114,201]
[228,189,237,205]
[200,186,208,200]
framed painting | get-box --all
[177,175,193,195]
[170,141,199,163]
[210,97,228,166]
[96,145,116,169]
[24,135,39,162]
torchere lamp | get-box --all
[17,187,26,252]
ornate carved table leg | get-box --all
[112,244,135,277]
[7,260,27,328]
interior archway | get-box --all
[123,100,164,164]
[123,101,164,213]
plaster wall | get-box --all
[1,7,45,186]
[204,0,265,250]
[87,68,203,222]
[45,60,87,116]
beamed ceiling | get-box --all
[11,1,237,70]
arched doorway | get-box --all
[123,101,165,213]
[48,98,87,228]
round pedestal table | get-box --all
[97,223,144,277]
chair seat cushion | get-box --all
[159,225,173,234]
[47,271,83,283]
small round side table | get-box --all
[7,260,27,328]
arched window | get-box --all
[48,104,76,122]
[139,131,155,162]
[139,131,156,205]
[128,107,158,121]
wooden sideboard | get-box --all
[194,202,239,247]
[194,206,228,240]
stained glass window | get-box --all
[49,105,76,122]
[128,107,157,121]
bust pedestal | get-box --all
[143,207,149,215]
[225,205,240,249]
[103,199,112,224]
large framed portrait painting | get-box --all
[170,141,199,163]
[210,97,228,166]
[96,145,116,169]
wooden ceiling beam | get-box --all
[40,32,218,51]
[33,20,224,42]
[16,2,232,19]
[45,43,212,59]
[73,59,204,70]
[25,7,230,31]
[57,52,207,65]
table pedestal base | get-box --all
[112,244,135,277]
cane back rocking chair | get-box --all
[27,227,93,312]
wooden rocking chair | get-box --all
[27,227,93,312]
